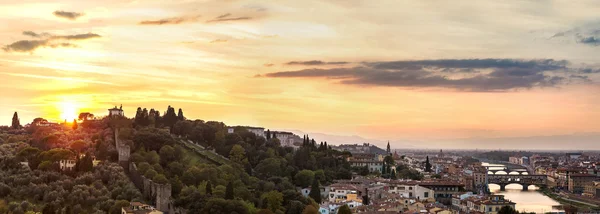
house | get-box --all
[59,159,76,171]
[109,105,124,117]
[121,202,163,214]
[348,153,385,173]
[272,131,296,147]
[227,126,265,138]
[457,195,515,214]
[328,183,361,203]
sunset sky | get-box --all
[1,0,599,148]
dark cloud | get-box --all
[207,14,252,23]
[367,59,568,71]
[4,33,101,53]
[578,36,600,46]
[285,60,350,66]
[22,31,51,38]
[2,40,48,52]
[139,16,201,25]
[569,74,591,82]
[264,59,593,92]
[53,10,84,20]
[578,68,600,73]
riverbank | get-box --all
[539,188,600,212]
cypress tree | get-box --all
[266,130,271,140]
[225,181,234,200]
[11,112,20,129]
[177,108,185,121]
[309,177,321,204]
[205,180,213,195]
[362,188,370,205]
[72,119,78,130]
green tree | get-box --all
[308,178,321,204]
[225,181,234,200]
[11,112,20,129]
[153,174,168,184]
[110,200,130,214]
[144,169,157,179]
[78,112,94,121]
[201,198,249,214]
[338,204,352,214]
[294,170,315,188]
[498,206,518,214]
[261,191,284,213]
[229,145,247,165]
[70,140,88,154]
[159,145,175,165]
[302,204,318,214]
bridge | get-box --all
[487,174,547,191]
[486,166,530,175]
[483,166,546,191]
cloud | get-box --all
[138,16,201,25]
[2,40,49,52]
[22,31,51,38]
[207,13,252,23]
[285,60,350,66]
[52,33,101,40]
[578,36,600,46]
[53,10,84,20]
[210,39,227,43]
[263,63,274,67]
[3,33,101,53]
[264,59,593,92]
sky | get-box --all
[1,0,599,148]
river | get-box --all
[482,162,563,213]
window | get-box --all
[424,192,429,198]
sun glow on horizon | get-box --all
[59,100,79,122]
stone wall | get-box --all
[129,162,173,213]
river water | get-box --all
[482,162,562,213]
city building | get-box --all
[569,174,598,194]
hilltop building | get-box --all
[109,105,124,117]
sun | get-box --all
[59,101,79,122]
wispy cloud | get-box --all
[210,39,227,43]
[138,15,201,25]
[0,72,117,85]
[22,31,51,38]
[264,59,594,92]
[285,60,349,66]
[263,63,274,67]
[3,32,101,52]
[207,13,252,23]
[53,10,84,20]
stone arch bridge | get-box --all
[487,174,547,191]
